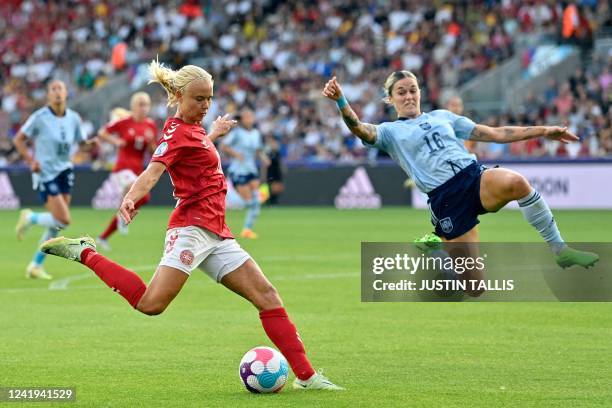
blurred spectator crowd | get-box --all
[468,54,612,159]
[0,0,611,167]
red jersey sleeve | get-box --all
[151,139,182,168]
[152,119,186,167]
[104,118,125,134]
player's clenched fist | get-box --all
[322,76,343,101]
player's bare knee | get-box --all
[55,215,70,226]
[509,174,531,199]
[137,301,166,316]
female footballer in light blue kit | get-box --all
[221,108,269,239]
[13,79,88,279]
[323,71,598,275]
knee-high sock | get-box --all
[32,228,59,265]
[518,189,566,254]
[80,249,146,308]
[99,216,118,240]
[244,190,260,229]
[259,307,315,381]
[100,195,150,240]
[29,212,65,229]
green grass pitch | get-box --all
[1,207,611,407]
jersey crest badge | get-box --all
[180,250,194,266]
[439,217,453,234]
[154,141,168,157]
[419,122,431,130]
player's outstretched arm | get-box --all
[98,128,125,147]
[470,124,579,144]
[119,162,166,224]
[322,76,377,145]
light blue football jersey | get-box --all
[20,106,87,183]
[223,126,263,176]
[370,110,477,193]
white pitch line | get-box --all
[43,255,358,291]
[47,264,160,291]
[3,252,359,294]
[48,273,94,290]
[259,254,355,262]
[1,269,358,294]
[273,272,358,281]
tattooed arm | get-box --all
[470,124,579,144]
[322,76,377,144]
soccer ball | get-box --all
[239,346,288,393]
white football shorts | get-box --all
[159,226,251,282]
[111,169,138,192]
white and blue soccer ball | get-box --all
[239,346,288,393]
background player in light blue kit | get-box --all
[322,71,598,282]
[221,108,269,239]
[13,79,88,279]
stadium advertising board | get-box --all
[4,162,612,209]
[411,163,612,209]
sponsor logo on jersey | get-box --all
[154,141,168,157]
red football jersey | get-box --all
[151,117,233,239]
[105,116,157,175]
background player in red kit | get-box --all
[41,61,343,391]
[97,92,158,250]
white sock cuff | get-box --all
[518,189,540,207]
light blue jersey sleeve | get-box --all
[222,129,236,147]
[223,127,261,175]
[372,123,392,152]
[20,111,42,139]
[70,111,87,143]
[254,129,263,151]
[435,110,477,140]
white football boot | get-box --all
[292,371,344,391]
[96,236,111,251]
[25,262,52,280]
[15,208,33,241]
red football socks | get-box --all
[99,195,150,240]
[81,249,146,308]
[259,307,315,381]
[99,216,118,240]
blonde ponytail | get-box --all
[148,59,213,107]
